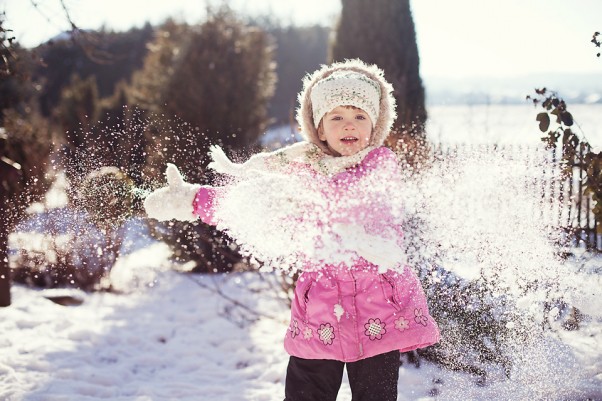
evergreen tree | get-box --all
[130,8,276,182]
[330,0,428,165]
[266,24,330,126]
[96,82,147,187]
[54,74,102,185]
[34,25,153,117]
[55,74,100,136]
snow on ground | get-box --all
[1,231,601,400]
[0,239,439,401]
[0,244,288,401]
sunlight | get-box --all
[3,0,601,78]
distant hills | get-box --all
[424,72,602,105]
[33,26,601,122]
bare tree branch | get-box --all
[28,0,114,64]
[184,273,288,323]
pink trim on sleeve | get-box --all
[193,186,218,226]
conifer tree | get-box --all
[266,24,330,125]
[330,0,428,165]
[131,8,276,182]
[55,74,100,137]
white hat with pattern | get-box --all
[310,70,381,128]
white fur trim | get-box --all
[296,59,397,155]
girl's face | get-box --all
[318,106,372,156]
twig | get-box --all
[28,0,114,64]
[257,270,294,307]
[184,273,286,323]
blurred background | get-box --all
[4,0,602,99]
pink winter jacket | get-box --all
[192,146,440,362]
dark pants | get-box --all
[284,350,400,401]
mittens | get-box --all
[144,164,200,222]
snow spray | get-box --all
[396,144,595,399]
[210,150,406,274]
[211,142,596,399]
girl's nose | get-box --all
[343,120,355,129]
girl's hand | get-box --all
[143,164,200,221]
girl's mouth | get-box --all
[341,136,358,143]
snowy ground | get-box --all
[1,230,601,401]
[0,240,438,401]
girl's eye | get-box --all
[331,116,342,121]
[356,115,366,120]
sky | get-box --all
[1,0,601,80]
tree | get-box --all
[3,7,152,292]
[0,131,21,307]
[54,74,102,188]
[55,74,100,135]
[265,24,330,126]
[0,13,36,125]
[0,16,54,306]
[131,8,276,182]
[33,25,153,117]
[95,83,147,187]
[330,0,428,166]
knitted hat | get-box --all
[310,70,381,128]
[297,59,397,155]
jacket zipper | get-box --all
[350,271,363,358]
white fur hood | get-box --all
[296,59,397,155]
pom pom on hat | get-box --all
[310,71,381,128]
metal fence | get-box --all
[431,142,601,252]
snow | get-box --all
[1,242,289,401]
[2,220,601,400]
[2,103,602,400]
[424,104,602,148]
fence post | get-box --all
[0,232,9,307]
[0,159,20,307]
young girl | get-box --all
[144,59,440,401]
